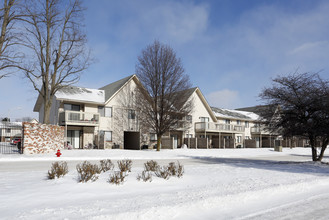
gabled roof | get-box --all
[99,75,135,102]
[193,88,218,122]
[171,87,198,111]
[162,87,217,122]
[211,107,259,121]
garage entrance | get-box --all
[124,131,140,150]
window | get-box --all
[200,117,209,122]
[150,133,157,141]
[245,136,250,139]
[225,119,231,124]
[98,106,104,117]
[186,115,192,122]
[128,109,136,119]
[245,121,249,128]
[237,136,241,143]
[104,131,112,142]
[237,120,241,125]
[64,104,80,111]
[105,107,112,117]
[186,134,193,138]
[5,128,11,133]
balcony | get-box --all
[195,122,245,133]
[59,110,100,126]
[250,126,274,135]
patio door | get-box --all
[171,134,178,149]
[67,130,80,149]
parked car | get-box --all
[11,137,21,145]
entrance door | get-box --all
[67,130,80,149]
[124,131,140,150]
[171,134,178,149]
[255,137,260,148]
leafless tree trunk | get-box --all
[135,40,193,151]
[21,0,90,124]
[0,0,23,79]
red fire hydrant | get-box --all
[56,149,62,157]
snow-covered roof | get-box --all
[211,107,260,121]
[56,86,105,104]
[0,121,22,127]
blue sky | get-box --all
[1,0,329,120]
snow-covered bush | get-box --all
[154,165,171,180]
[76,161,101,182]
[138,160,184,181]
[144,160,159,172]
[100,159,114,172]
[137,170,152,182]
[117,159,132,173]
[167,161,184,178]
[109,171,127,185]
[47,161,68,179]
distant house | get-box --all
[0,122,22,142]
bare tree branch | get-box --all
[21,0,91,124]
[0,0,25,78]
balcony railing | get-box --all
[59,110,100,126]
[195,122,245,133]
[251,126,261,133]
[250,126,274,135]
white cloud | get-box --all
[206,89,241,109]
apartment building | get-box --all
[33,75,277,149]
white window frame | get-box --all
[104,131,112,142]
[150,133,157,141]
[105,107,112,117]
[128,109,136,119]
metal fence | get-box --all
[0,122,23,154]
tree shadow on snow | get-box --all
[184,156,329,176]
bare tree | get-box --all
[260,72,329,161]
[0,0,23,79]
[135,40,193,151]
[21,0,90,124]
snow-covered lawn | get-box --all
[1,148,329,219]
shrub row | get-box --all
[47,159,184,184]
[137,160,184,182]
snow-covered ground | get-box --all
[1,148,329,219]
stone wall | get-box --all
[23,122,64,154]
